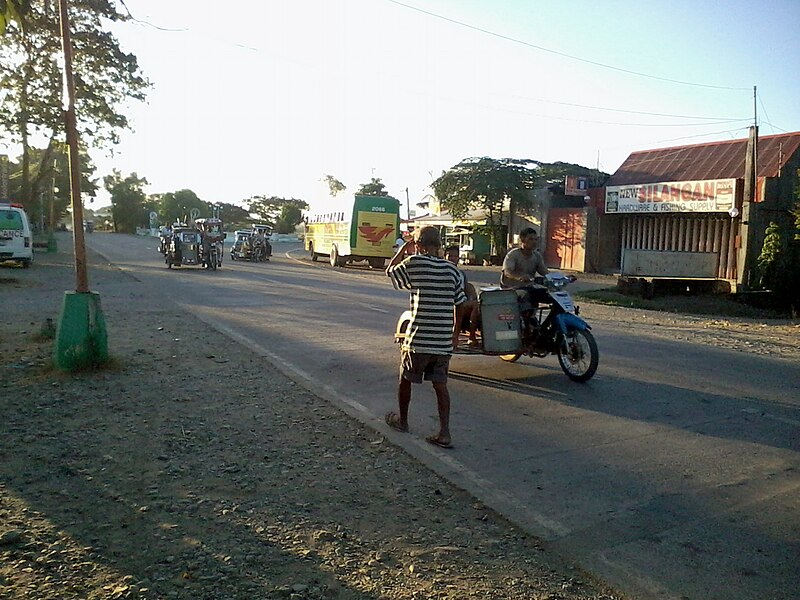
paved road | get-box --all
[85,233,800,600]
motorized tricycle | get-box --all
[195,217,225,270]
[394,272,599,382]
[230,230,253,261]
[165,226,202,268]
[250,224,273,262]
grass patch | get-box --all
[575,289,789,320]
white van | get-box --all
[0,203,34,267]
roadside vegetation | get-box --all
[576,288,793,320]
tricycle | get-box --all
[165,225,202,268]
[194,217,225,270]
[394,272,599,382]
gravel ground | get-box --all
[2,248,796,600]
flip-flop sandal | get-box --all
[426,435,453,449]
[385,412,408,433]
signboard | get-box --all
[0,155,9,201]
[565,175,589,196]
[605,178,736,214]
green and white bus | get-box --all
[304,195,401,268]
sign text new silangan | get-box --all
[605,179,736,214]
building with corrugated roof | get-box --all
[586,129,800,290]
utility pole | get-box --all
[54,0,108,370]
[58,0,88,293]
[404,187,410,221]
[737,86,758,290]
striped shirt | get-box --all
[388,254,467,354]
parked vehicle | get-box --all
[0,202,33,268]
[303,194,400,269]
[394,272,599,382]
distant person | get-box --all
[385,226,467,449]
[501,226,550,307]
[445,245,480,346]
[393,231,411,252]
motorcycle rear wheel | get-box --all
[557,329,598,382]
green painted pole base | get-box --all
[54,291,109,371]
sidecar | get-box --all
[165,226,202,268]
[230,230,253,261]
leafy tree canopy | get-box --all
[160,189,207,224]
[323,174,346,197]
[356,177,388,196]
[0,0,29,33]
[104,170,147,234]
[247,196,308,230]
[6,144,97,230]
[213,202,251,228]
[1,0,149,206]
[432,157,538,219]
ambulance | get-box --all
[0,203,34,267]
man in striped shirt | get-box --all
[385,226,467,449]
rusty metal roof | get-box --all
[608,131,800,186]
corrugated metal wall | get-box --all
[621,215,739,279]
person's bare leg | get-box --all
[398,376,412,429]
[469,303,480,343]
[386,376,412,432]
[429,381,451,446]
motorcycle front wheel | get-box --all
[557,329,598,382]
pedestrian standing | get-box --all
[385,226,467,448]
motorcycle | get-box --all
[195,218,225,271]
[394,272,599,382]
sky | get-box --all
[58,0,800,211]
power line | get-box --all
[503,93,747,121]
[433,93,752,127]
[757,93,777,134]
[385,0,751,91]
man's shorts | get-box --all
[400,348,451,384]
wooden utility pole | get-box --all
[737,86,758,289]
[58,0,89,293]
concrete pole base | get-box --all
[54,291,109,371]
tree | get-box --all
[0,0,29,34]
[104,170,147,233]
[7,144,97,230]
[275,204,304,234]
[323,174,346,197]
[757,222,782,289]
[356,177,389,196]
[159,189,207,224]
[248,196,308,230]
[213,202,251,229]
[432,157,539,254]
[0,0,148,210]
